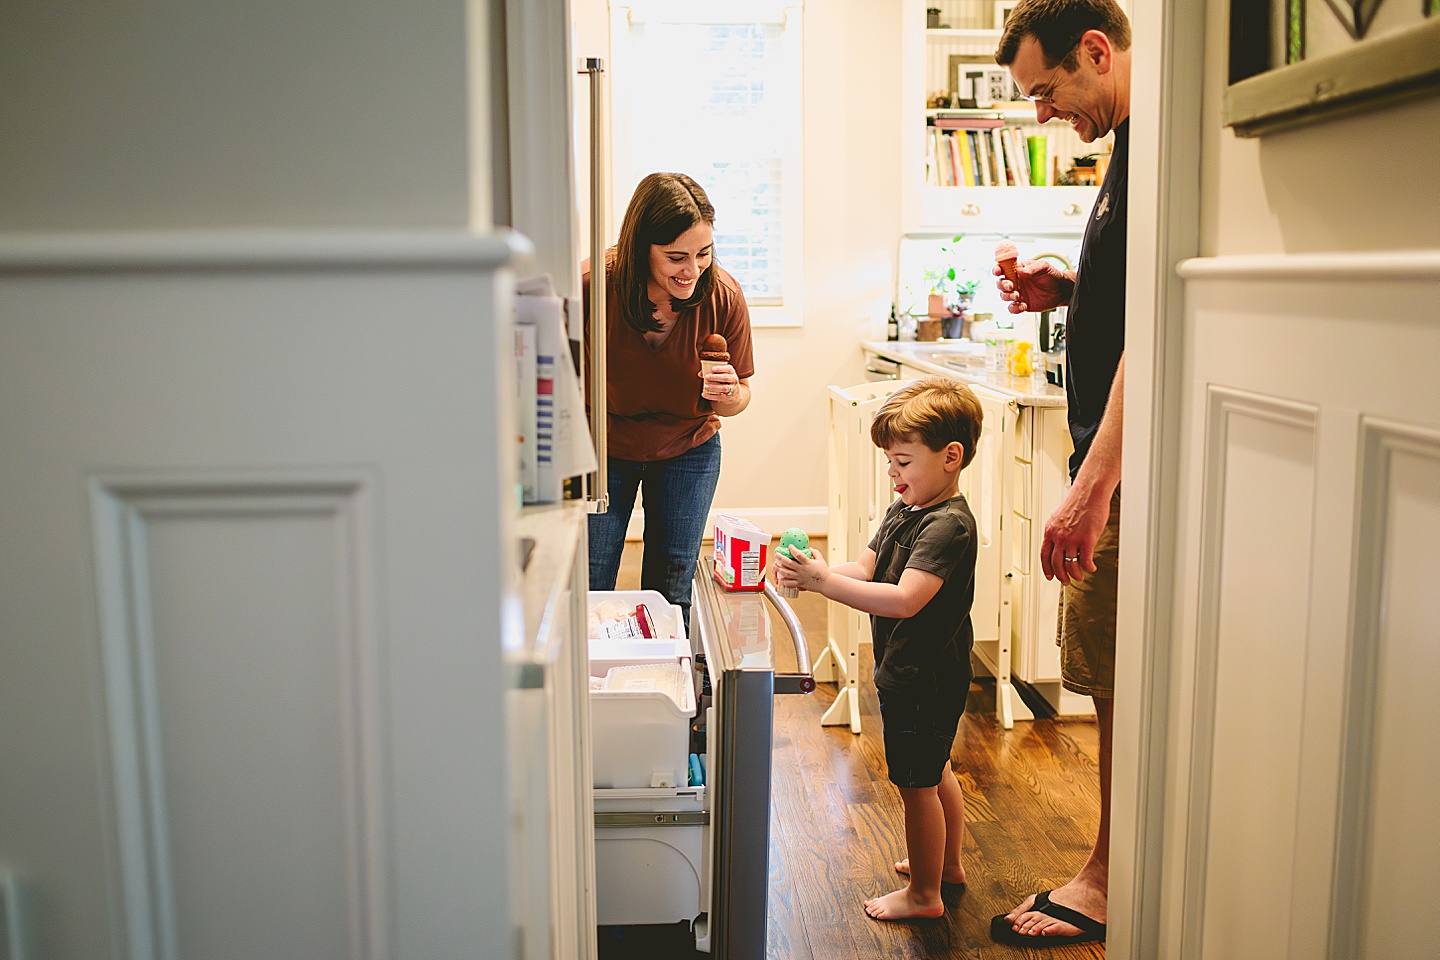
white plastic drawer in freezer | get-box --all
[593,787,706,926]
[590,635,691,675]
[590,658,695,790]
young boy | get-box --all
[775,377,982,921]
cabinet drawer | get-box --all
[1014,408,1033,462]
[1012,513,1031,574]
[1012,458,1033,519]
[919,186,1099,231]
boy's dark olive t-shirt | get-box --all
[866,495,978,697]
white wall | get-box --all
[0,1,488,230]
[1199,8,1440,255]
[572,0,904,530]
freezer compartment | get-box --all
[593,787,708,926]
[589,590,697,791]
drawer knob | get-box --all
[1063,203,1083,216]
[961,203,982,216]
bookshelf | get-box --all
[904,0,1109,230]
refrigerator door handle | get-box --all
[763,581,815,694]
[580,56,609,513]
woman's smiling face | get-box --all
[648,221,714,302]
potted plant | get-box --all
[923,235,973,319]
[922,236,981,337]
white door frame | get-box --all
[1110,1,1206,957]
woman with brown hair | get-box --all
[584,172,754,630]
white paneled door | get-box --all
[0,232,524,960]
[1161,254,1440,960]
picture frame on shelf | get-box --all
[950,55,1023,109]
[994,1,1018,30]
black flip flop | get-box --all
[989,890,1107,946]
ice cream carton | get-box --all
[712,515,771,592]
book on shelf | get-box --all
[927,126,1062,189]
[978,130,996,186]
[930,110,1005,130]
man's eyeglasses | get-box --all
[1018,42,1080,104]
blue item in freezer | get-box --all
[689,753,705,786]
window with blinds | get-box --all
[610,2,804,324]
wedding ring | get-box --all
[1064,556,1080,562]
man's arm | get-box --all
[995,259,1076,315]
[1041,353,1123,585]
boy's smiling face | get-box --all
[884,438,963,509]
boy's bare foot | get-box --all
[863,887,945,921]
[1002,877,1106,938]
[893,858,966,886]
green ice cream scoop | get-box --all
[775,527,810,598]
[777,527,810,561]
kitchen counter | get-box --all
[863,340,1066,408]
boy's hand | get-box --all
[773,545,828,593]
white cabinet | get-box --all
[919,184,1100,231]
[0,231,553,959]
[901,1,1108,231]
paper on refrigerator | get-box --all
[515,277,597,502]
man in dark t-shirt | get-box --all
[988,0,1134,948]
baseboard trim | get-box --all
[624,506,827,542]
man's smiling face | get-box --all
[1008,33,1114,144]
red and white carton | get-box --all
[712,515,771,592]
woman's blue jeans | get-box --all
[588,433,722,632]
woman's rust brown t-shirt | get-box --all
[583,265,754,462]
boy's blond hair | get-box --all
[870,377,984,469]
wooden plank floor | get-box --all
[599,539,1105,960]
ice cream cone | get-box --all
[995,241,1020,287]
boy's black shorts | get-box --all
[877,686,966,789]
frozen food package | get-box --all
[588,602,656,640]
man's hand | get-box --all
[993,259,1073,315]
[1040,486,1110,585]
[774,545,828,594]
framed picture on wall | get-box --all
[994,2,1018,30]
[1226,1,1440,136]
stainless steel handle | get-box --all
[763,580,814,694]
[581,57,609,513]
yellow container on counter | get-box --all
[1008,341,1034,377]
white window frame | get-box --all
[609,1,805,328]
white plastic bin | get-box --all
[588,590,696,790]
